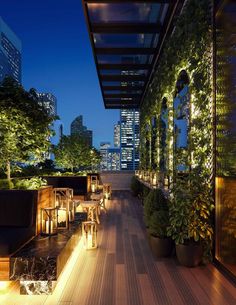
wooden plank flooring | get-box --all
[1,191,236,305]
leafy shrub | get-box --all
[0,179,14,190]
[141,184,150,200]
[130,176,141,196]
[14,177,47,190]
[167,175,214,262]
[149,210,169,238]
[143,188,168,227]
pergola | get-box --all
[82,0,185,109]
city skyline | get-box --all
[0,1,119,148]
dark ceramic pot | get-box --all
[149,235,173,258]
[146,227,151,242]
[176,242,203,267]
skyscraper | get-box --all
[71,115,83,135]
[120,109,140,171]
[59,123,64,140]
[114,122,121,148]
[70,115,93,147]
[100,142,111,171]
[99,142,120,171]
[0,17,22,83]
[107,148,120,171]
[37,92,57,116]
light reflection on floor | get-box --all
[0,238,85,305]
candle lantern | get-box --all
[91,175,98,193]
[164,176,169,190]
[82,221,97,250]
[144,171,148,182]
[68,199,75,222]
[103,183,111,199]
[54,188,72,229]
[139,170,143,179]
[41,207,57,236]
[57,207,68,229]
[152,172,157,187]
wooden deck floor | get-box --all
[1,191,236,305]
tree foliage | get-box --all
[0,77,55,179]
[53,135,100,172]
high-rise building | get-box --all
[100,142,111,171]
[120,109,140,171]
[107,148,120,171]
[99,142,120,171]
[59,123,63,140]
[114,122,121,148]
[0,17,22,83]
[37,92,57,116]
[71,115,83,135]
[70,115,93,147]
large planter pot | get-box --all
[145,227,151,242]
[176,242,203,267]
[150,235,173,258]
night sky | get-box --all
[1,0,119,148]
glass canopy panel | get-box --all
[93,33,159,48]
[104,90,143,95]
[102,81,145,87]
[88,3,163,23]
[100,69,148,76]
[97,54,152,65]
[105,97,138,101]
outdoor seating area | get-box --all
[0,174,111,295]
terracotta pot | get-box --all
[176,242,203,267]
[149,235,173,258]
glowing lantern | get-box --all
[41,207,57,236]
[91,175,98,193]
[103,183,111,199]
[82,221,97,250]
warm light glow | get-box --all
[91,184,96,193]
[82,221,97,250]
[0,281,9,293]
[88,3,107,8]
[39,235,85,302]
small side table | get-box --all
[80,201,100,224]
[90,193,106,213]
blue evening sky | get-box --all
[1,0,119,148]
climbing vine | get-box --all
[140,0,213,186]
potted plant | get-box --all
[143,188,166,227]
[167,175,214,267]
[144,188,172,257]
[149,209,173,257]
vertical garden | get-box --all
[139,0,215,262]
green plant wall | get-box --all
[140,0,213,185]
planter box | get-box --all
[43,176,88,196]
